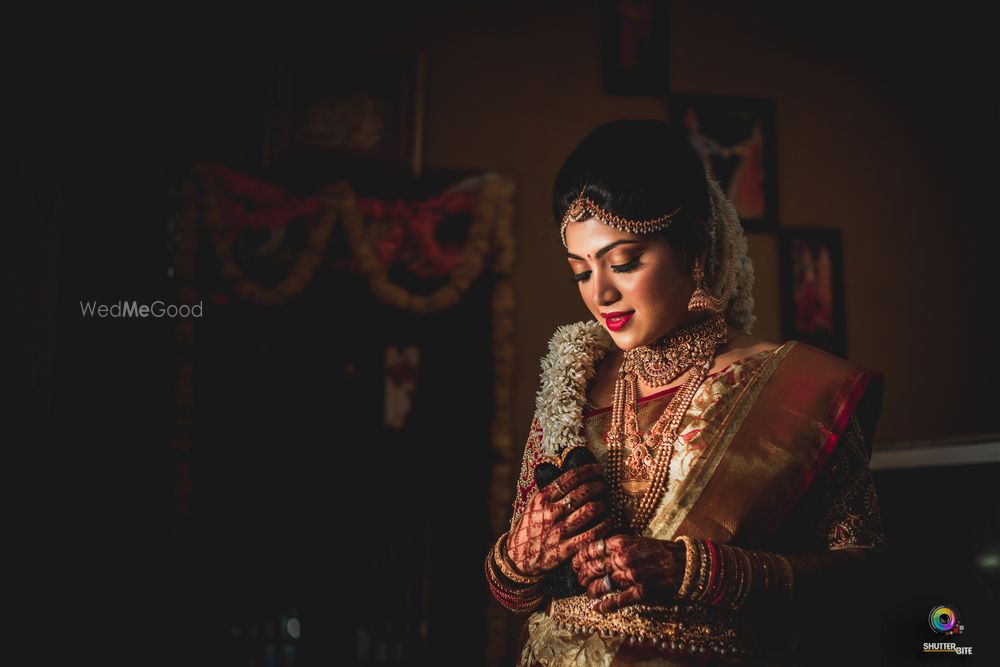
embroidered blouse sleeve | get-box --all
[813,413,886,551]
[509,416,545,532]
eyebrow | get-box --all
[566,240,643,261]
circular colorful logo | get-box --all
[928,605,960,634]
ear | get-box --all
[686,220,711,274]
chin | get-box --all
[608,329,642,351]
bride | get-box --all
[484,120,885,666]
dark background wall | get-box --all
[9,1,999,452]
[378,1,996,445]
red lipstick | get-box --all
[601,311,634,331]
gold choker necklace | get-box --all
[622,315,728,387]
[607,313,728,533]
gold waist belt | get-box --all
[547,594,793,661]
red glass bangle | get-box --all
[704,539,720,604]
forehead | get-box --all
[565,217,643,255]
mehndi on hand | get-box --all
[506,463,615,577]
[572,535,686,613]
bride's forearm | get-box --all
[675,538,880,610]
[782,547,882,605]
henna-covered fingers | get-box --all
[506,491,566,575]
[556,478,606,516]
[586,569,634,598]
[506,463,609,576]
[573,536,686,607]
[548,463,604,500]
[573,534,632,585]
[558,516,615,561]
[562,499,608,534]
[592,584,645,613]
[587,573,613,598]
[576,551,629,588]
[602,534,630,553]
[571,537,608,571]
[576,555,613,588]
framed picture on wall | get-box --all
[778,227,847,357]
[599,0,670,96]
[265,52,426,177]
[666,94,778,232]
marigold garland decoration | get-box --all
[172,165,517,666]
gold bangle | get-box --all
[720,544,737,606]
[494,532,545,586]
[676,536,698,598]
[724,545,745,609]
[494,533,544,585]
[486,552,542,598]
[727,547,744,609]
[694,537,711,601]
[487,570,544,612]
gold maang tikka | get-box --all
[560,194,682,248]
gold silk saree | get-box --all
[504,322,885,666]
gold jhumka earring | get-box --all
[687,257,728,314]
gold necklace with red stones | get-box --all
[605,313,728,533]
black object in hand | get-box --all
[533,446,608,599]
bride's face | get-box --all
[565,217,696,350]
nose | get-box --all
[592,267,620,309]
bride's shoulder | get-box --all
[723,328,782,359]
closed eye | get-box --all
[570,255,642,283]
[611,256,642,273]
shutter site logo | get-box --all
[923,605,973,655]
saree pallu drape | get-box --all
[514,340,884,667]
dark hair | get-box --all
[552,119,710,273]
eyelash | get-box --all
[570,256,642,283]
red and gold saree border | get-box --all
[663,341,884,546]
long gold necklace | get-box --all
[606,313,728,533]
